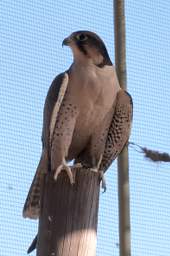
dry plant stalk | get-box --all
[129,142,170,163]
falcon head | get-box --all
[62,31,112,67]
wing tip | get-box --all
[27,235,37,254]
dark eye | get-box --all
[76,34,88,41]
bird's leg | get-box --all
[54,158,74,184]
[90,154,103,173]
[90,155,107,192]
[87,114,112,191]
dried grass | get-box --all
[129,142,170,162]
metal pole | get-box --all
[114,1,131,256]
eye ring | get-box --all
[76,34,88,41]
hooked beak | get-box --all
[62,36,72,47]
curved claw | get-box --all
[89,169,106,192]
[100,171,107,193]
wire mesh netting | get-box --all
[0,1,170,255]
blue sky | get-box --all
[0,1,170,255]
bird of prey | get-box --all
[23,30,133,221]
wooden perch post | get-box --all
[36,168,100,256]
[114,0,131,256]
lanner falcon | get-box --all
[23,31,133,220]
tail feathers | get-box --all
[23,170,42,219]
[23,150,48,219]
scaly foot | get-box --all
[90,154,103,173]
[54,158,74,184]
[90,168,107,192]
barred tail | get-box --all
[23,150,48,219]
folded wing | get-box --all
[100,89,133,172]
